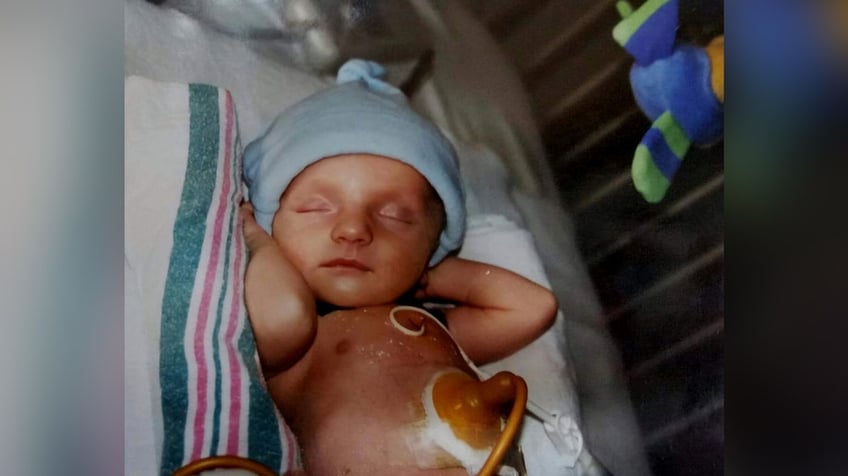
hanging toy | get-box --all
[613,0,724,203]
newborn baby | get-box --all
[242,60,556,475]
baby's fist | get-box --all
[241,202,275,254]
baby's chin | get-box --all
[313,283,407,309]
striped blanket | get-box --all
[125,76,298,475]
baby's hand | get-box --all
[241,202,276,254]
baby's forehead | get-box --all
[289,153,429,183]
[282,153,440,201]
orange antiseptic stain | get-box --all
[431,372,516,449]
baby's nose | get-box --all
[331,212,372,244]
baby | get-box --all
[241,60,557,476]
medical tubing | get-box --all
[390,307,560,427]
[172,455,278,476]
[476,373,528,476]
[389,306,426,335]
[390,307,533,474]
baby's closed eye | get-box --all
[377,203,415,223]
[293,197,333,213]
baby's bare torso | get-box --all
[267,305,477,476]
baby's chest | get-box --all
[316,306,464,367]
[293,308,468,409]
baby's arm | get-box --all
[242,204,317,377]
[417,257,557,364]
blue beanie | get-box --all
[243,59,465,266]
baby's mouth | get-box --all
[321,258,371,272]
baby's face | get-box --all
[272,154,444,307]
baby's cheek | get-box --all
[275,237,313,271]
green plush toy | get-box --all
[613,0,724,203]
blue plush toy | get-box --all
[613,0,724,203]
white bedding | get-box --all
[124,0,651,474]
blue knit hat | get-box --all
[244,59,465,266]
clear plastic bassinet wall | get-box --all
[470,1,724,475]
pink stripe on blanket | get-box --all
[225,213,244,454]
[190,92,234,461]
[221,93,245,455]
